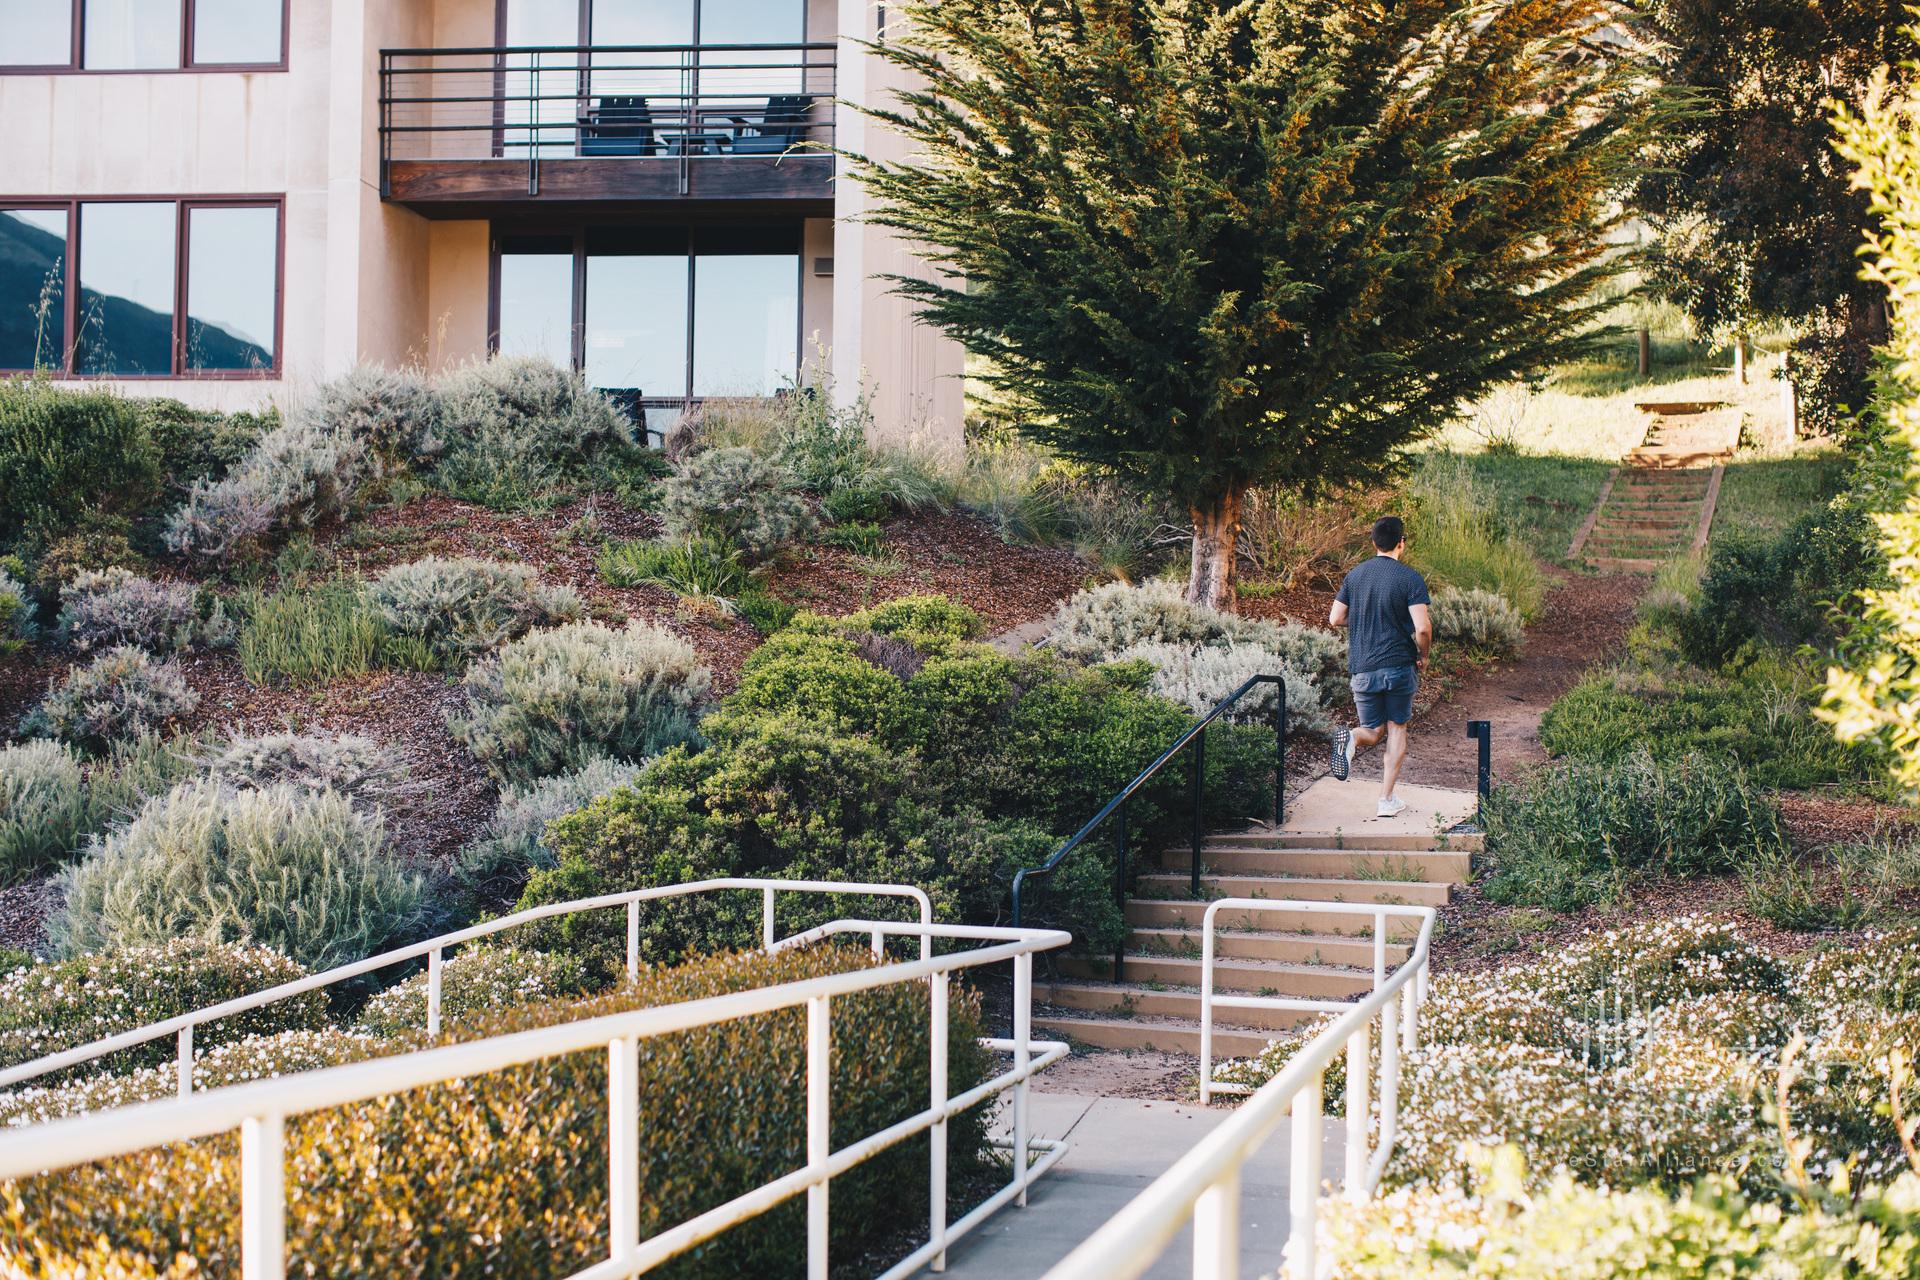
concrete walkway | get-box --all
[1280,776,1476,839]
[916,1094,1342,1279]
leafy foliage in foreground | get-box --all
[0,944,991,1280]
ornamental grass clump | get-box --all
[368,556,584,667]
[0,739,90,885]
[51,781,432,973]
[55,568,233,654]
[0,943,992,1280]
[0,938,324,1080]
[26,647,199,753]
[450,621,710,784]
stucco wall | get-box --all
[427,220,493,371]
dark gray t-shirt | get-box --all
[1335,556,1431,674]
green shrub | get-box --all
[1429,585,1524,654]
[28,525,145,596]
[598,536,749,602]
[734,587,797,634]
[1803,927,1920,1014]
[820,519,890,556]
[0,380,162,543]
[1406,453,1545,619]
[454,756,644,906]
[353,945,590,1038]
[140,399,272,491]
[54,568,233,654]
[0,938,325,1079]
[1482,750,1788,911]
[52,781,432,972]
[26,647,199,752]
[236,577,384,685]
[723,627,914,729]
[369,557,583,667]
[0,566,36,656]
[1681,501,1883,667]
[0,739,90,884]
[450,621,710,784]
[658,446,814,560]
[1538,652,1873,791]
[434,356,636,508]
[1,944,992,1280]
[846,594,986,651]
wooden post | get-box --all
[1636,327,1650,378]
[1781,376,1799,440]
[1733,334,1748,384]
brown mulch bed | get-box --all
[1777,791,1919,851]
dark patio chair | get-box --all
[728,95,812,155]
[580,96,657,156]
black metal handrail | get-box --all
[1009,674,1288,980]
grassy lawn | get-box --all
[1455,452,1617,560]
[1711,447,1849,545]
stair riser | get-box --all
[1037,984,1322,1031]
[1136,874,1450,907]
[1126,900,1422,939]
[1188,832,1483,853]
[1034,1016,1279,1057]
[1058,956,1373,998]
[1129,927,1410,968]
[1158,849,1470,883]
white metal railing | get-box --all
[0,913,1072,1280]
[1043,899,1437,1280]
[0,877,934,1098]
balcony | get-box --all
[378,43,836,211]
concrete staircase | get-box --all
[1032,826,1475,1058]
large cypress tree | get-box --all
[851,0,1659,606]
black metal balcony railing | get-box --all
[378,43,836,201]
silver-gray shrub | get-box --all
[449,622,710,784]
[368,556,584,667]
[0,567,37,655]
[55,568,234,654]
[433,356,636,505]
[1430,585,1525,654]
[26,647,200,752]
[1112,640,1332,735]
[200,730,415,814]
[658,446,815,561]
[52,781,431,972]
[308,363,441,467]
[164,417,374,560]
[454,755,644,904]
[0,739,91,885]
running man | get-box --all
[1326,516,1432,818]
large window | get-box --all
[493,223,800,429]
[0,0,285,71]
[0,198,280,378]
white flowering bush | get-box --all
[52,781,431,972]
[55,568,233,654]
[355,946,591,1039]
[455,755,644,904]
[25,646,200,752]
[1429,585,1524,655]
[0,739,90,884]
[200,730,413,813]
[0,939,323,1080]
[0,1026,384,1128]
[1110,639,1332,734]
[369,556,584,668]
[450,621,709,784]
[1213,917,1915,1195]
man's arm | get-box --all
[1329,599,1349,628]
[1409,602,1433,667]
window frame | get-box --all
[0,0,289,74]
[486,220,804,408]
[0,194,285,380]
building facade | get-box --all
[0,0,964,447]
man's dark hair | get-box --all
[1371,516,1406,552]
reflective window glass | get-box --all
[84,0,181,69]
[0,210,68,371]
[497,251,574,368]
[74,202,176,376]
[185,205,277,371]
[0,0,73,65]
[692,253,796,396]
[191,0,282,64]
[584,253,688,400]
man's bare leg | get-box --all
[1348,724,1385,759]
[1380,721,1410,800]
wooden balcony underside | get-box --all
[384,156,835,210]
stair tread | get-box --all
[1091,953,1374,979]
[1130,924,1410,946]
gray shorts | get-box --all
[1351,665,1418,729]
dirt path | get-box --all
[1381,566,1648,792]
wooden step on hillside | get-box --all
[1032,807,1475,1058]
[1569,402,1738,572]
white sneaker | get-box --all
[1376,795,1407,819]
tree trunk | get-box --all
[1186,487,1244,611]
